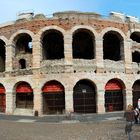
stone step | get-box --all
[13,108,33,116]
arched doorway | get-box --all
[105,79,123,112]
[0,84,6,112]
[16,82,33,109]
[132,80,140,108]
[73,80,96,113]
[42,81,65,114]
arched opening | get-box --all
[132,51,140,63]
[42,29,64,60]
[73,80,96,113]
[132,80,140,108]
[15,33,32,55]
[19,59,26,69]
[16,82,33,109]
[0,84,6,113]
[130,32,140,43]
[72,29,95,59]
[0,40,5,72]
[42,80,65,114]
[131,32,140,63]
[103,31,123,61]
[105,79,124,112]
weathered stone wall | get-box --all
[0,11,140,116]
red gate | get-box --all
[0,85,6,112]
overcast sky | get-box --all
[1,0,140,23]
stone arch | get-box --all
[72,28,95,59]
[101,28,125,61]
[40,28,64,60]
[41,80,65,114]
[127,28,140,39]
[73,78,97,113]
[104,78,125,112]
[13,79,34,92]
[0,36,8,45]
[100,27,126,39]
[129,30,140,63]
[132,79,140,108]
[37,26,66,41]
[9,29,34,45]
[14,81,34,109]
[70,25,99,40]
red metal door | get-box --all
[0,94,6,112]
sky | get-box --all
[1,0,140,23]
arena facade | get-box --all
[0,11,140,116]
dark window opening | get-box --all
[103,32,122,61]
[132,80,140,108]
[130,32,140,43]
[43,92,65,114]
[0,40,5,72]
[42,30,64,60]
[15,33,32,55]
[73,80,96,113]
[19,59,26,69]
[105,90,123,112]
[132,51,140,63]
[16,92,33,109]
[72,30,94,59]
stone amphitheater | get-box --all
[0,11,139,116]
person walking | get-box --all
[124,104,135,140]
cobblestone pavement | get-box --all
[0,119,139,140]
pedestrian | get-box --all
[124,104,135,140]
[134,107,139,124]
[138,98,140,112]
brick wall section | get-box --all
[0,18,129,39]
[1,11,140,116]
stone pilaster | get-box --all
[5,44,15,72]
[32,38,42,69]
[125,89,133,109]
[64,33,73,64]
[96,89,105,113]
[33,88,42,116]
[95,38,104,73]
[6,91,15,114]
[124,40,132,74]
[65,90,73,113]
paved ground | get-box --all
[0,112,139,140]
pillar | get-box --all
[124,40,132,74]
[32,38,42,69]
[6,89,15,114]
[33,88,42,116]
[64,32,73,64]
[95,37,104,73]
[5,43,15,72]
[125,88,133,109]
[96,89,105,113]
[65,89,73,113]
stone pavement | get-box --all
[0,112,139,140]
[0,111,124,123]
